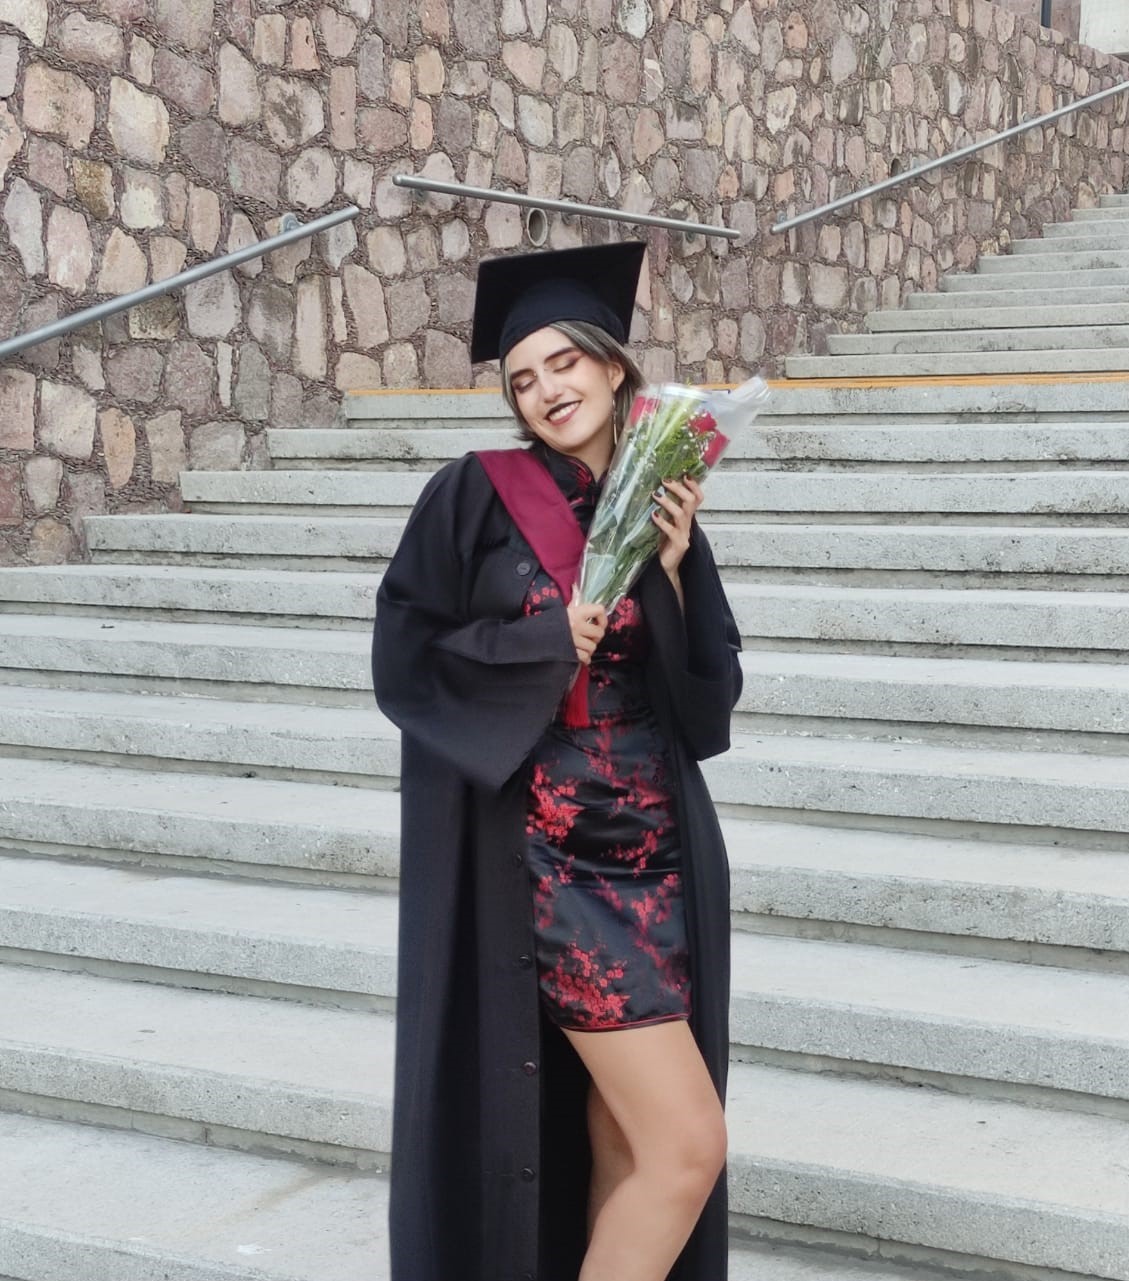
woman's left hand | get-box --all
[652,475,704,579]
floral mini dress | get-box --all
[522,445,691,1032]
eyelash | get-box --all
[514,357,579,394]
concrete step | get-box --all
[865,302,1129,332]
[343,389,508,427]
[0,757,399,883]
[355,380,1129,422]
[720,732,1129,838]
[0,1113,390,1281]
[0,966,394,1159]
[683,581,1129,658]
[1013,233,1129,253]
[0,564,376,628]
[97,471,1129,525]
[6,1100,1117,1281]
[269,424,1129,470]
[722,1061,1129,1278]
[827,325,1129,357]
[1076,203,1129,218]
[728,932,1129,1106]
[267,424,516,469]
[670,524,1129,589]
[978,249,1129,273]
[0,685,398,784]
[738,650,1129,748]
[16,678,1129,838]
[88,514,1129,577]
[2,936,1125,1167]
[785,349,1129,378]
[728,820,1129,962]
[15,649,1129,787]
[942,266,1129,291]
[87,514,400,570]
[1098,193,1129,207]
[182,471,426,515]
[3,588,1128,712]
[181,469,816,519]
[0,853,395,1003]
[0,613,373,703]
[1046,215,1129,233]
[712,471,1129,519]
[3,760,1123,962]
[909,282,1129,309]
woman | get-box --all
[372,241,742,1281]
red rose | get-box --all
[701,428,729,469]
[687,411,718,436]
[629,395,660,426]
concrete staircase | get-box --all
[3,209,1129,1281]
[790,191,1129,377]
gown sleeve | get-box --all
[648,523,743,762]
[372,456,579,791]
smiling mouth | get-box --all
[547,402,580,423]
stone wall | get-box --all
[1,0,1128,565]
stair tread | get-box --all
[0,760,1122,926]
[2,932,1117,1091]
[727,729,1129,788]
[3,1052,1125,1235]
[1,859,1123,1047]
[93,471,1129,520]
[0,754,398,831]
[0,1112,386,1281]
[0,610,372,652]
[5,649,1129,721]
[724,817,1126,903]
[737,647,1129,692]
[728,931,1129,1044]
[723,1064,1129,1277]
[0,1113,1016,1281]
[9,661,1129,763]
[0,682,392,735]
[0,965,393,1100]
[0,853,395,955]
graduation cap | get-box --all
[470,241,647,364]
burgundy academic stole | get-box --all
[475,449,592,727]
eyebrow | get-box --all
[509,345,580,381]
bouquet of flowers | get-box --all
[577,375,772,613]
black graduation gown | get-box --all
[372,450,742,1281]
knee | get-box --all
[663,1109,727,1204]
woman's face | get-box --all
[507,326,625,468]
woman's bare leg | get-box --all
[586,1081,633,1239]
[564,1020,727,1281]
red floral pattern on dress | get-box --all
[521,444,691,1032]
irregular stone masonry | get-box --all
[0,0,1128,565]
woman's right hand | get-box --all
[567,587,607,665]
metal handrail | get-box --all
[0,205,362,362]
[772,78,1129,234]
[393,175,739,240]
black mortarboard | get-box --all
[470,241,647,364]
